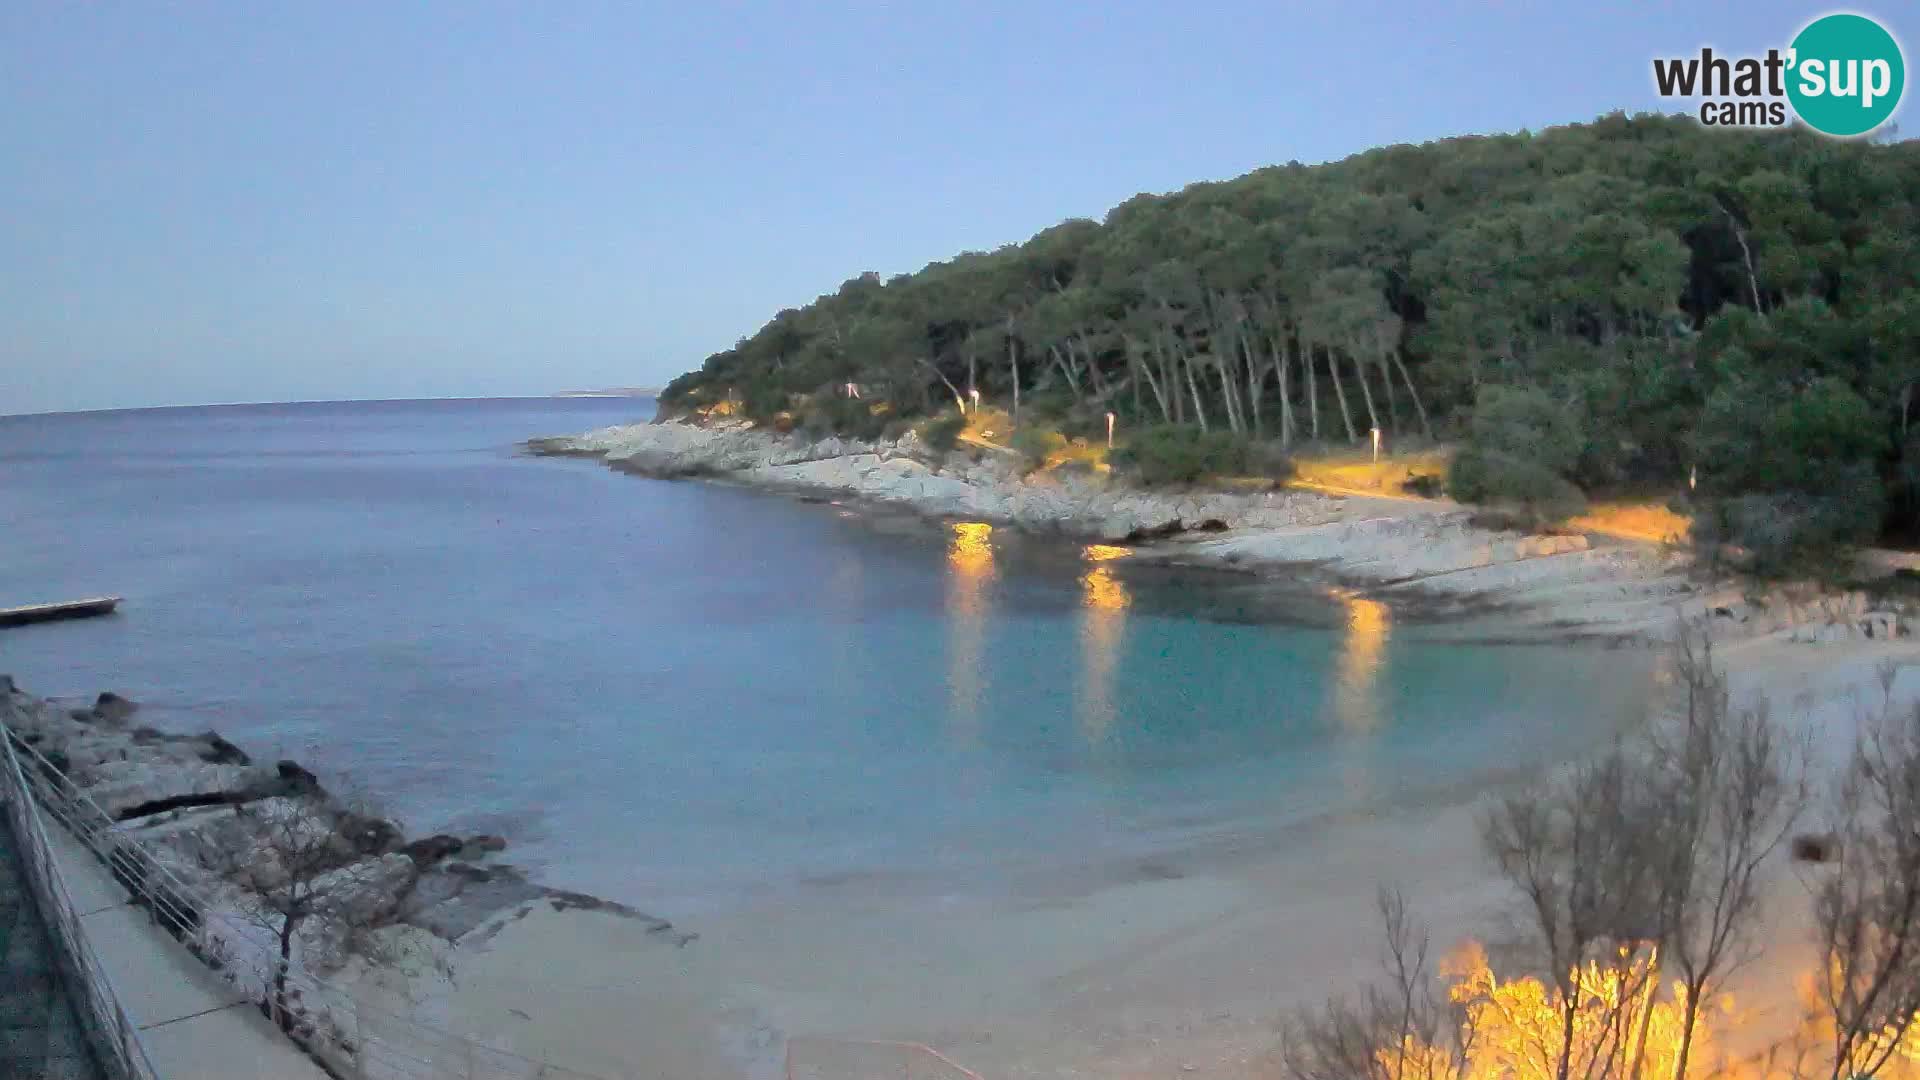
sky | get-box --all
[1,2,1912,415]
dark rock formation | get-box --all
[338,812,405,856]
[114,790,245,821]
[93,691,138,724]
[4,678,685,954]
[275,760,322,794]
[398,834,464,865]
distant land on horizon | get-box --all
[551,387,660,398]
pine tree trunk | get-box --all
[1390,350,1432,439]
[1006,318,1021,427]
[1305,336,1321,440]
[1326,343,1357,442]
[1245,337,1264,438]
[1050,345,1081,401]
[1215,357,1241,434]
[1376,335,1400,432]
[1351,341,1381,433]
[1183,359,1210,432]
[1273,335,1294,447]
[1078,337,1108,396]
[1155,335,1182,424]
[1133,349,1170,421]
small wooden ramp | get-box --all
[786,1037,982,1080]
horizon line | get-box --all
[0,392,659,421]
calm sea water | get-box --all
[0,398,1651,912]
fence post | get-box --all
[353,996,368,1080]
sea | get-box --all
[0,397,1654,913]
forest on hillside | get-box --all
[660,113,1920,562]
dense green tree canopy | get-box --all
[662,114,1920,542]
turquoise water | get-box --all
[0,399,1652,912]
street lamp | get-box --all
[1106,412,1116,449]
[969,388,981,414]
[1370,426,1382,464]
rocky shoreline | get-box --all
[1,676,688,1079]
[528,417,1917,644]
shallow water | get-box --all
[0,398,1653,913]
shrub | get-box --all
[1009,425,1065,470]
[1403,472,1444,498]
[1448,447,1588,526]
[1468,384,1584,476]
[1244,440,1295,483]
[739,382,792,423]
[1690,474,1884,581]
[1691,377,1882,495]
[1111,425,1252,487]
[799,395,889,440]
[1448,385,1589,525]
[918,411,967,454]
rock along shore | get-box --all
[1,677,689,1079]
[528,417,1916,644]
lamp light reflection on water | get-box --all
[942,530,1138,752]
[1078,544,1132,747]
[1333,588,1391,732]
[945,523,995,748]
[1330,587,1391,800]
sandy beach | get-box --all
[385,632,1919,1080]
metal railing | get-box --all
[0,720,161,1080]
[7,719,991,1080]
[3,721,609,1080]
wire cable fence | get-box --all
[3,721,612,1080]
[0,719,161,1080]
[785,1038,983,1080]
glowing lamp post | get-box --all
[1370,426,1382,464]
[1106,412,1116,449]
[969,388,980,415]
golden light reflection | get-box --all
[1332,588,1390,734]
[1078,545,1132,747]
[945,523,995,749]
[947,522,995,585]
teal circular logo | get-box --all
[1787,14,1905,136]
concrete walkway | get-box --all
[0,818,100,1080]
[42,825,327,1080]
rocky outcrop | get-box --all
[6,683,676,943]
[1,679,689,1079]
[528,418,1920,645]
[529,419,1348,542]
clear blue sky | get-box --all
[1,2,1910,415]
